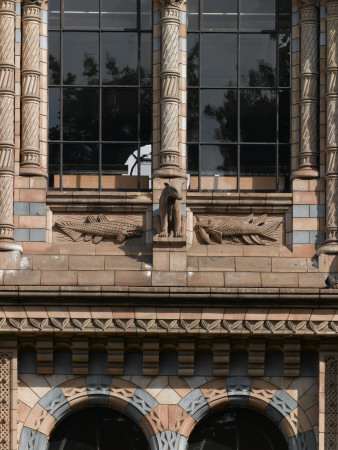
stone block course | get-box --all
[69,256,105,271]
[41,271,77,286]
[236,257,271,272]
[33,255,68,271]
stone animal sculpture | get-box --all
[159,179,185,237]
[56,214,143,244]
[195,214,282,245]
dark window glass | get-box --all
[124,352,143,375]
[63,88,99,140]
[63,32,99,85]
[240,34,276,87]
[63,144,99,173]
[240,89,276,142]
[48,31,60,85]
[49,408,149,450]
[53,351,72,374]
[102,0,137,29]
[240,145,276,175]
[188,34,200,86]
[202,0,237,30]
[201,34,237,86]
[64,0,99,28]
[102,33,138,85]
[188,0,199,30]
[187,409,288,450]
[102,88,138,141]
[48,0,60,28]
[201,145,237,175]
[49,88,60,140]
[187,0,291,193]
[159,352,178,375]
[279,34,291,87]
[240,0,275,30]
[49,2,152,190]
[141,0,152,30]
[201,89,237,142]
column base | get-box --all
[317,244,338,256]
[291,168,319,180]
[0,242,23,252]
[153,168,188,179]
[19,167,48,178]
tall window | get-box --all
[187,0,291,192]
[48,0,152,190]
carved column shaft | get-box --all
[319,1,338,254]
[20,0,42,175]
[0,1,16,249]
[160,3,180,171]
[294,0,319,179]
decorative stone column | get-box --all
[20,0,46,177]
[318,0,338,255]
[0,353,11,450]
[292,0,319,179]
[154,0,186,179]
[0,0,21,252]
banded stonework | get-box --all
[325,358,337,450]
[20,0,44,176]
[0,353,11,450]
[293,0,319,179]
[0,0,20,251]
[156,0,185,178]
[319,0,338,255]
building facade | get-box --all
[0,0,337,448]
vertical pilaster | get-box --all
[292,0,320,179]
[318,0,338,255]
[0,1,21,252]
[20,0,46,177]
[0,353,11,450]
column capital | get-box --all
[158,0,185,8]
[300,0,319,7]
[22,0,42,6]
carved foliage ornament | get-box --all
[158,0,184,7]
[22,0,42,5]
[0,353,11,450]
[300,0,319,7]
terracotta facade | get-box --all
[0,0,337,448]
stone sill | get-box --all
[187,192,293,208]
[47,191,152,210]
[0,285,336,302]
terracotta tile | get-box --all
[188,272,224,287]
[180,309,202,320]
[271,258,308,272]
[33,255,68,271]
[69,256,104,271]
[262,273,299,287]
[41,271,77,286]
[112,307,135,319]
[116,270,152,286]
[152,271,186,287]
[78,271,114,286]
[18,400,31,423]
[298,273,326,288]
[4,270,41,286]
[157,308,180,319]
[168,376,191,398]
[225,272,261,287]
[266,309,291,321]
[236,257,271,272]
[24,306,48,318]
[245,309,269,321]
[292,245,317,257]
[19,189,46,202]
[223,308,247,320]
[288,309,312,321]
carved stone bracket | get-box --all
[292,0,319,179]
[325,358,337,449]
[0,353,11,450]
[154,0,186,179]
[318,1,338,255]
[20,0,46,177]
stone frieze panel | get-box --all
[53,213,145,245]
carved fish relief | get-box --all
[195,214,282,245]
[56,214,143,244]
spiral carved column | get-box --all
[293,0,319,179]
[20,0,45,177]
[0,1,21,252]
[319,1,338,254]
[154,0,186,179]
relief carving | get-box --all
[158,0,184,8]
[325,358,337,450]
[55,214,143,244]
[195,214,282,245]
[158,180,185,237]
[0,353,11,450]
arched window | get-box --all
[48,0,152,191]
[187,0,291,192]
[187,408,288,450]
[48,407,149,450]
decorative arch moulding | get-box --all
[19,376,314,450]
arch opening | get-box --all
[48,406,150,450]
[187,408,288,450]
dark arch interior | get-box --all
[187,408,288,450]
[48,407,149,450]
